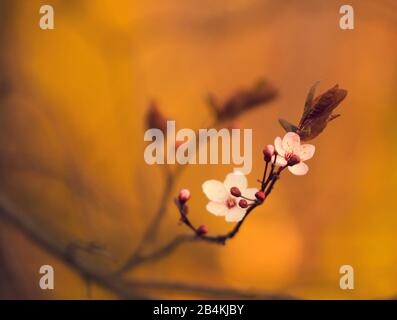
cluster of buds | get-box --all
[229,186,265,209]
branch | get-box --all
[177,201,260,245]
[122,121,219,271]
[175,158,285,245]
[132,171,176,248]
[117,234,197,273]
[0,194,148,299]
[123,83,277,273]
[0,195,295,300]
[123,279,297,300]
[117,203,261,273]
[119,159,286,274]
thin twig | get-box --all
[117,235,197,273]
[178,202,260,245]
[136,171,175,245]
[261,154,278,192]
[261,161,269,190]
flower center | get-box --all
[284,152,293,160]
[226,197,237,209]
[284,152,301,166]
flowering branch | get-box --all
[0,79,347,300]
[119,79,277,273]
[176,198,259,245]
[118,157,285,272]
[161,82,348,263]
[120,83,345,276]
[121,150,290,269]
[175,151,288,245]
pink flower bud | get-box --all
[230,187,241,197]
[255,191,265,202]
[263,144,275,162]
[287,154,301,167]
[178,189,191,204]
[239,199,248,208]
[196,225,208,235]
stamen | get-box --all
[226,198,237,208]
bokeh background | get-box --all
[0,0,397,299]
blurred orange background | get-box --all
[0,0,397,299]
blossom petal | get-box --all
[202,180,228,202]
[206,201,228,216]
[288,162,309,176]
[224,172,247,193]
[242,188,258,200]
[299,144,315,161]
[272,155,288,167]
[282,132,301,153]
[274,137,285,156]
[225,206,246,222]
